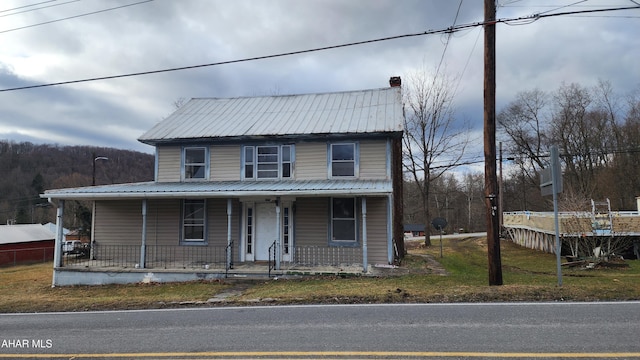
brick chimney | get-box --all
[389,76,401,87]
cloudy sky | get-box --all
[1,0,638,159]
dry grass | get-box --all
[0,263,229,313]
[1,237,639,313]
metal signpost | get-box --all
[431,217,448,259]
[540,145,563,286]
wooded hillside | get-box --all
[0,140,154,226]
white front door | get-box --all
[254,202,278,261]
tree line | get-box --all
[402,74,640,243]
[498,80,640,212]
[0,141,154,229]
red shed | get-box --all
[0,224,55,266]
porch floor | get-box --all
[59,261,373,279]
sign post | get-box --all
[540,145,563,286]
[431,217,448,259]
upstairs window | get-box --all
[183,147,208,180]
[330,143,357,178]
[243,145,294,179]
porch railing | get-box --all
[291,245,362,267]
[268,240,276,277]
[63,243,232,270]
[225,240,234,276]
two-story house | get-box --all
[44,78,404,286]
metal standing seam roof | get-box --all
[0,224,56,245]
[43,180,393,200]
[138,86,403,144]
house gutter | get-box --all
[42,189,393,201]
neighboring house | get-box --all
[0,224,55,266]
[404,224,425,237]
[43,78,405,286]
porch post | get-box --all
[227,198,232,270]
[387,194,394,264]
[140,199,147,269]
[275,198,281,270]
[362,197,368,273]
[52,199,64,287]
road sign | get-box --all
[431,217,448,231]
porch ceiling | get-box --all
[42,179,393,200]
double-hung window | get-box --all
[243,145,293,179]
[330,197,357,244]
[182,199,206,243]
[329,143,357,178]
[183,147,208,180]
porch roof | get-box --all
[42,179,393,200]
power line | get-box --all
[0,0,154,33]
[0,0,57,13]
[0,0,81,18]
[1,4,638,93]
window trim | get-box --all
[182,146,209,181]
[328,142,358,179]
[242,144,294,180]
[181,199,207,245]
[329,197,358,247]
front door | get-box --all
[254,202,278,261]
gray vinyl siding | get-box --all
[94,200,143,244]
[359,139,388,180]
[156,146,181,182]
[211,145,240,181]
[363,197,389,264]
[294,197,328,246]
[295,142,327,180]
[206,198,240,251]
[294,196,388,263]
[94,198,240,245]
[145,199,180,246]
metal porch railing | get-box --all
[63,243,232,270]
[268,240,276,277]
[291,245,362,267]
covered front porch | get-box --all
[55,243,367,285]
[44,180,393,286]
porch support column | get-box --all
[51,199,64,287]
[140,199,147,269]
[275,198,281,270]
[227,199,232,270]
[362,197,368,273]
[387,194,393,264]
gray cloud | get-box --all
[1,0,638,155]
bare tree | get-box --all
[402,69,470,245]
[497,89,548,178]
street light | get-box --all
[92,153,109,186]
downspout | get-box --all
[362,197,368,273]
[50,198,64,287]
[276,198,281,270]
[140,199,147,269]
[227,198,232,271]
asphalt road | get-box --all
[1,302,640,358]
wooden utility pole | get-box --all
[484,0,503,286]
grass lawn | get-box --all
[1,236,639,313]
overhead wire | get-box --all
[0,0,81,18]
[0,0,154,33]
[0,4,638,94]
[0,0,57,13]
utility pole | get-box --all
[484,0,503,286]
